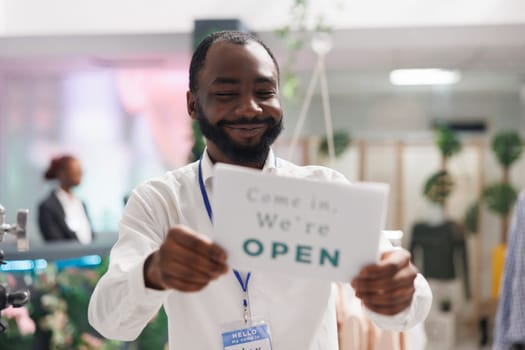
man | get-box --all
[493,190,525,350]
[88,30,432,349]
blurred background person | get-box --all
[493,191,525,350]
[38,154,94,244]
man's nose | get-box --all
[235,95,263,117]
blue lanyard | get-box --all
[197,152,278,221]
[198,152,277,323]
[198,155,214,222]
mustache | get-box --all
[218,117,277,127]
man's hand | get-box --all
[351,249,417,316]
[144,225,229,292]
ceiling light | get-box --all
[389,68,461,86]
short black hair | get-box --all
[189,30,280,93]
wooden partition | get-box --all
[282,135,525,323]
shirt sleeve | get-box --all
[364,273,432,331]
[88,184,172,340]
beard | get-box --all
[196,102,283,165]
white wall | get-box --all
[282,91,524,138]
[0,0,6,35]
[2,0,525,36]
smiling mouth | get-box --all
[225,124,265,130]
[224,124,266,137]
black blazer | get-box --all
[38,191,94,242]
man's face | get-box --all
[187,40,283,165]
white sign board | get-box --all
[212,164,389,282]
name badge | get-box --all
[221,321,272,350]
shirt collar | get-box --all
[55,187,73,201]
[200,147,277,187]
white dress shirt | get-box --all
[88,149,432,350]
[55,188,92,245]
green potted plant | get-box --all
[462,198,484,316]
[463,200,480,235]
[1,257,168,350]
[481,130,523,298]
[423,170,454,208]
[318,130,351,158]
[423,125,462,214]
[482,130,523,244]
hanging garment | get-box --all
[335,283,405,350]
[409,220,470,299]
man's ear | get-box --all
[186,91,197,120]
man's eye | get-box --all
[215,92,238,97]
[257,91,275,97]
